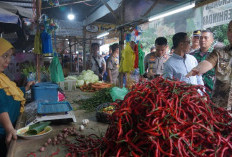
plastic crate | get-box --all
[59,80,76,91]
[31,82,58,102]
[37,101,72,114]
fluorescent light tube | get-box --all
[148,2,195,22]
[97,32,109,38]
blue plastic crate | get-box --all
[37,101,72,114]
[31,82,58,102]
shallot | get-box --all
[47,138,52,144]
[39,147,45,152]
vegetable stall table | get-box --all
[7,90,109,157]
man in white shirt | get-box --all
[87,43,106,80]
[164,32,204,86]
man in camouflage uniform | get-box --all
[191,30,215,96]
[187,20,232,111]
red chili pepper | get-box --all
[63,77,232,156]
[27,152,36,157]
[65,153,72,157]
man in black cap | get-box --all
[189,30,201,54]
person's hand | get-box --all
[99,74,103,81]
[147,72,154,78]
[147,72,155,79]
[25,81,35,91]
[186,68,200,77]
[5,129,17,146]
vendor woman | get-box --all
[0,38,34,156]
[187,20,232,111]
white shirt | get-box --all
[163,53,204,86]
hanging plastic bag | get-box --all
[33,30,42,54]
[110,87,129,101]
[41,30,53,54]
[49,54,64,83]
[119,42,135,73]
[138,42,145,75]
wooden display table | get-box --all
[7,107,108,157]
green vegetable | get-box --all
[25,121,51,135]
[22,63,49,77]
[74,88,113,111]
[77,70,99,85]
[76,80,85,87]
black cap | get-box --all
[193,30,201,37]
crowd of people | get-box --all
[144,21,231,112]
[87,43,120,85]
[86,20,232,113]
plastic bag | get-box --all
[138,42,145,75]
[49,54,64,83]
[41,31,53,54]
[110,87,129,101]
[119,42,135,73]
[24,100,47,125]
[33,30,42,54]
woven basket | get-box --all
[96,102,113,123]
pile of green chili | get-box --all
[75,88,113,112]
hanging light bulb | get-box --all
[67,8,75,20]
[68,14,75,20]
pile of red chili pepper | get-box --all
[104,77,232,156]
[67,77,232,156]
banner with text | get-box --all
[203,0,232,28]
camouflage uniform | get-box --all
[191,47,215,96]
[206,45,232,110]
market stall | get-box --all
[2,0,232,156]
[7,89,109,157]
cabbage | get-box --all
[65,76,78,80]
[76,80,85,87]
[76,70,99,85]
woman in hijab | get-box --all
[0,38,34,156]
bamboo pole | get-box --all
[83,26,86,70]
[119,0,125,88]
[36,0,41,82]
